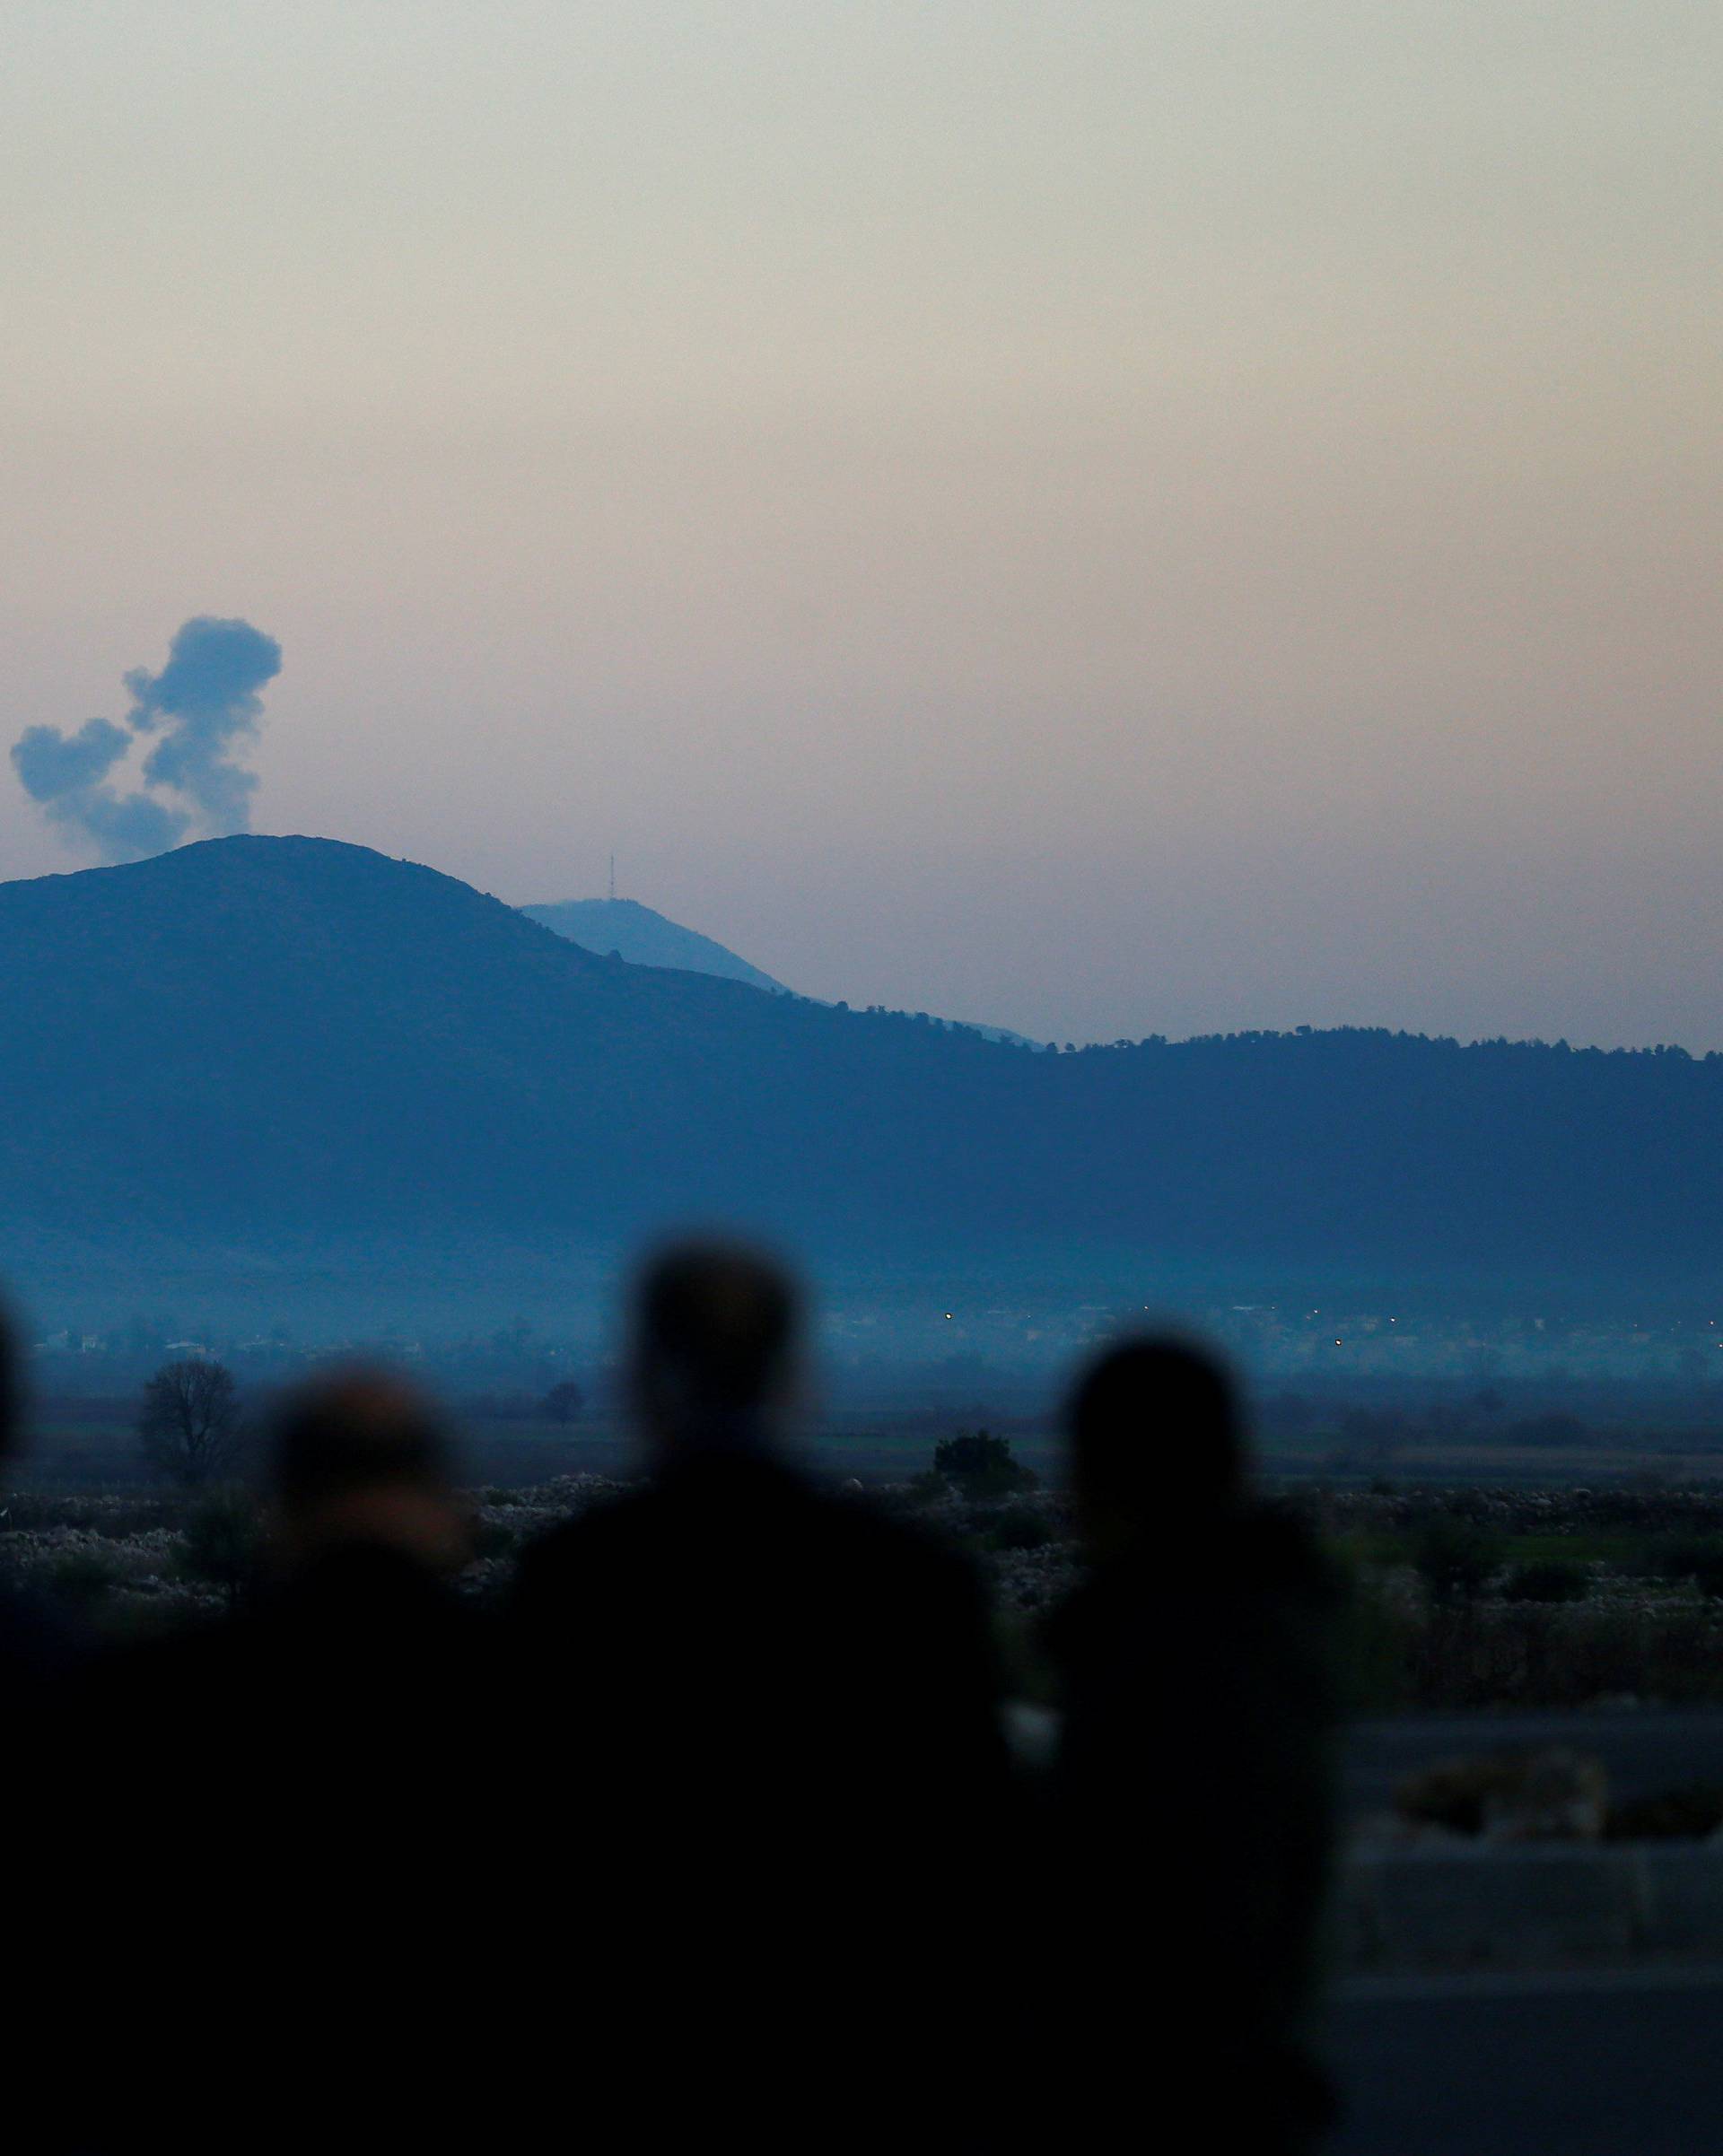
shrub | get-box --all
[988,1504,1053,1552]
[46,1549,124,1608]
[1643,1536,1723,1596]
[470,1517,520,1562]
[1411,1514,1506,1604]
[177,1488,262,1609]
[1336,1570,1414,1715]
[1501,1558,1589,1604]
[931,1430,1037,1500]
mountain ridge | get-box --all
[0,834,1718,1298]
[520,895,786,992]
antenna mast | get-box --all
[608,854,617,903]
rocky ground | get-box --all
[17,1474,1723,1711]
[0,1473,1087,1639]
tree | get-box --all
[541,1378,584,1426]
[178,1487,262,1610]
[137,1358,244,1486]
[931,1429,1037,1499]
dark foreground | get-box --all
[1329,1964,1723,2155]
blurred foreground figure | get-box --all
[512,1242,1010,2136]
[1047,1342,1340,2153]
[90,1372,488,2152]
[0,1305,77,1692]
[2,1304,88,2153]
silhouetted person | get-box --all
[0,1305,80,1692]
[510,1242,1010,2137]
[1,1303,91,2153]
[1045,1341,1340,2153]
[85,1371,491,2152]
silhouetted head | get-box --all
[269,1369,468,1572]
[1067,1338,1246,1555]
[629,1240,801,1460]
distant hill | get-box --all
[520,895,1038,1045]
[0,835,1718,1302]
[520,896,786,993]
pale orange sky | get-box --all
[2,3,1718,1046]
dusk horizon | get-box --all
[4,15,1722,2151]
[7,821,1717,1062]
[5,4,1717,1052]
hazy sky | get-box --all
[3,3,1717,1048]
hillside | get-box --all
[0,836,1719,1298]
[520,896,786,992]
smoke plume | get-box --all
[12,616,283,862]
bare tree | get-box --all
[541,1378,584,1427]
[137,1358,244,1486]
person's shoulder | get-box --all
[810,1489,984,1597]
[815,1488,942,1550]
[510,1486,657,1603]
[1243,1499,1342,1606]
[535,1480,659,1543]
[272,1546,478,1645]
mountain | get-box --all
[520,896,786,993]
[0,835,1719,1305]
[520,894,1038,1048]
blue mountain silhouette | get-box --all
[0,834,1716,1296]
[520,896,786,992]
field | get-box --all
[15,1401,1060,1488]
[0,1472,1084,1671]
[14,1419,1723,1717]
